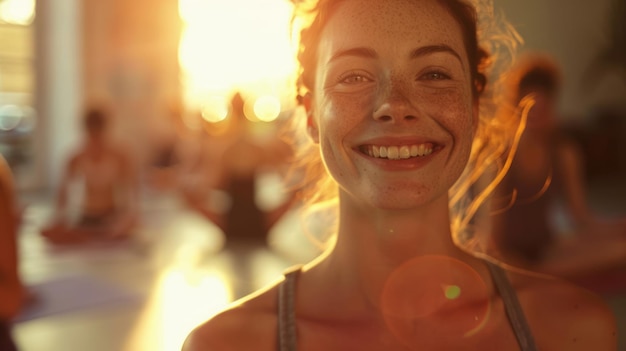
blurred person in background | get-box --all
[182,92,299,250]
[0,154,25,351]
[146,102,201,191]
[40,106,140,244]
[489,54,626,278]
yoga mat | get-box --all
[13,275,142,323]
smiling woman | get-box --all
[181,0,619,350]
[178,0,297,109]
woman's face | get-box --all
[309,0,476,210]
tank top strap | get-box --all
[277,265,301,351]
[486,261,539,351]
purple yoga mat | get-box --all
[13,275,142,323]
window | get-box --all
[0,0,36,185]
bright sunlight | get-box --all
[0,0,35,25]
[178,0,297,122]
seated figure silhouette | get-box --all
[41,107,139,244]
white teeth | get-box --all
[387,146,399,160]
[366,143,434,160]
[373,146,380,158]
[399,146,410,159]
[380,146,388,158]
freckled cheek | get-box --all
[316,96,372,177]
[317,94,373,135]
[318,115,351,165]
[318,131,350,182]
[420,91,474,136]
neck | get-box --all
[303,194,491,321]
[332,193,466,265]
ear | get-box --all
[303,93,320,144]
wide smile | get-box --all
[359,143,437,160]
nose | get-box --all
[373,81,418,122]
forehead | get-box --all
[320,0,466,59]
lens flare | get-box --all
[381,255,492,348]
[444,285,462,300]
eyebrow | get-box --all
[327,44,464,66]
[409,44,463,64]
[328,47,378,63]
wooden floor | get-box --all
[10,183,626,351]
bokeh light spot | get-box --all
[253,95,281,122]
[0,104,24,131]
[200,96,229,123]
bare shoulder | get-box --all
[182,282,281,351]
[507,268,618,350]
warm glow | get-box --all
[200,95,230,123]
[121,248,300,351]
[0,0,35,25]
[160,269,232,350]
[254,95,282,122]
[123,268,232,351]
[178,0,296,111]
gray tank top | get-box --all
[277,262,538,351]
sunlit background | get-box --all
[119,1,303,349]
[2,1,311,351]
[178,0,296,123]
[0,0,37,190]
[0,0,35,25]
